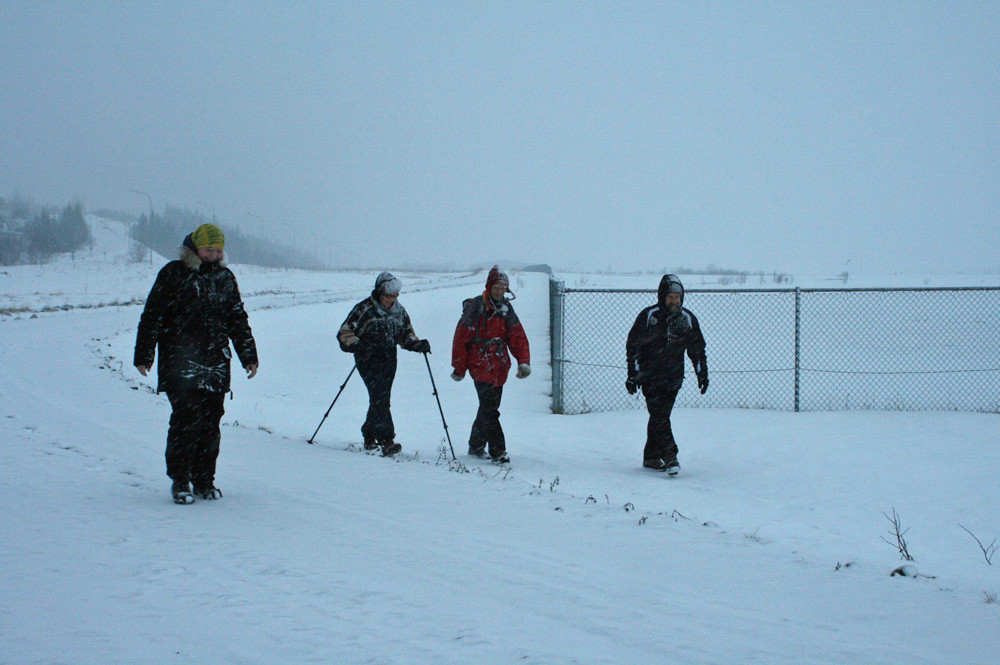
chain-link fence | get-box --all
[550,281,1000,414]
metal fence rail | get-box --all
[550,282,1000,414]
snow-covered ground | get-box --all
[2,218,998,664]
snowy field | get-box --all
[2,218,999,664]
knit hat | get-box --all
[486,265,509,290]
[191,223,225,250]
[374,271,402,297]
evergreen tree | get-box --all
[23,210,58,262]
[58,202,92,254]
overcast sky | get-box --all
[2,2,998,275]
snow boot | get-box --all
[193,482,223,500]
[491,450,510,464]
[381,441,402,457]
[363,437,379,451]
[643,458,667,471]
[469,446,488,459]
[171,479,195,504]
[665,460,680,476]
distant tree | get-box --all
[0,206,25,265]
[3,194,33,222]
[128,203,324,269]
[57,202,92,255]
[23,210,59,263]
[16,201,93,263]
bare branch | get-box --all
[881,507,914,561]
[959,524,997,565]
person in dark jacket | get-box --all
[134,224,258,504]
[338,272,430,456]
[625,274,707,475]
[451,266,530,464]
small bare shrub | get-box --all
[881,507,914,561]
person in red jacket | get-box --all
[451,266,530,463]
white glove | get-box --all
[451,371,465,381]
[516,363,531,379]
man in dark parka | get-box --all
[134,224,258,503]
[625,274,707,475]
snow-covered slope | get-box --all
[2,218,998,664]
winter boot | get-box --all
[665,459,680,476]
[491,450,510,464]
[363,437,379,451]
[643,458,667,471]
[193,482,223,500]
[171,479,195,504]
[468,446,488,459]
[380,441,402,457]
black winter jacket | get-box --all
[134,244,258,394]
[626,274,707,387]
[338,295,422,362]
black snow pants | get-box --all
[642,378,683,463]
[166,389,226,488]
[357,355,397,444]
[469,380,505,457]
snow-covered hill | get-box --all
[2,218,998,664]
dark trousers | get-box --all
[642,378,683,463]
[357,356,397,444]
[166,389,226,487]
[469,380,505,456]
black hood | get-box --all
[657,274,684,308]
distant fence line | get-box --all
[549,282,1000,414]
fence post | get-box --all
[550,278,565,414]
[794,287,801,412]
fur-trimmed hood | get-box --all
[180,236,227,271]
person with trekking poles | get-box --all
[451,266,530,464]
[338,272,430,456]
[134,223,259,504]
[626,273,708,476]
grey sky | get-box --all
[2,2,998,275]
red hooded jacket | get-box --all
[452,267,530,386]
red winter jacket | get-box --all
[452,292,530,386]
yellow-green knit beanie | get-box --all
[191,223,225,250]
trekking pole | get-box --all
[307,363,357,444]
[422,352,456,461]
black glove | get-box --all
[625,377,639,395]
[415,339,431,354]
[697,374,709,394]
